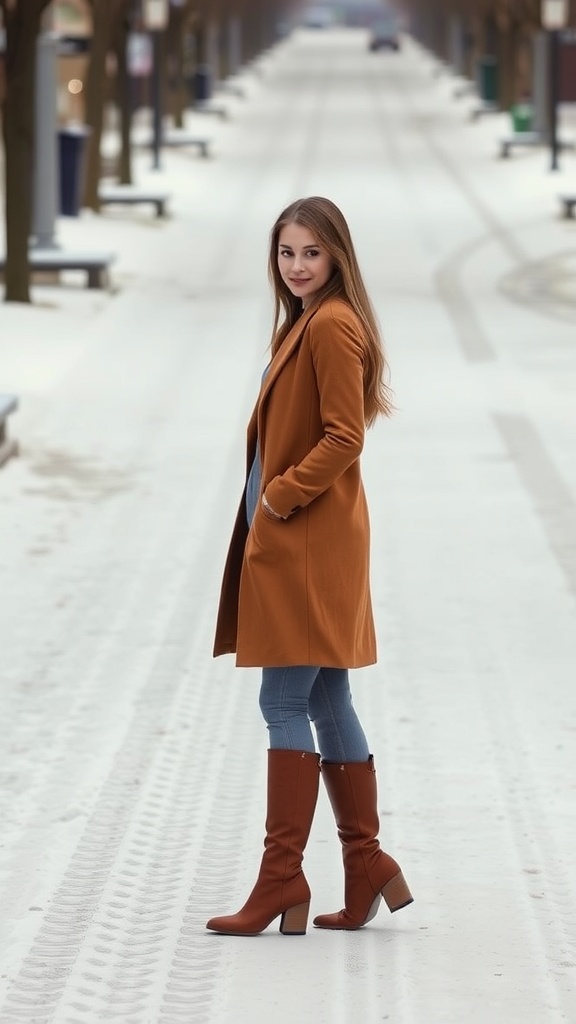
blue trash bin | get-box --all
[194,65,212,103]
[58,125,90,217]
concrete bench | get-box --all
[218,80,246,99]
[453,81,475,100]
[99,184,170,217]
[0,393,18,467]
[193,101,228,121]
[470,101,498,122]
[27,249,115,289]
[499,131,543,158]
[499,132,574,159]
[1,250,114,290]
[162,131,211,157]
[559,195,576,219]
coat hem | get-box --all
[233,657,378,669]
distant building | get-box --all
[300,1,397,30]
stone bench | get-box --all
[218,80,246,99]
[470,101,498,122]
[99,184,170,217]
[453,81,475,100]
[162,131,212,157]
[0,249,115,290]
[193,100,228,121]
[498,131,543,158]
[499,133,575,160]
[559,195,576,219]
[0,393,18,467]
[32,249,114,289]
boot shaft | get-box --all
[263,749,321,876]
[320,756,380,846]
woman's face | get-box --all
[277,223,334,309]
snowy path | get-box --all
[1,29,575,1024]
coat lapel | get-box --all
[259,301,320,407]
[260,299,317,403]
[246,301,321,469]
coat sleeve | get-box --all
[264,306,366,518]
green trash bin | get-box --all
[477,56,498,103]
[510,102,533,133]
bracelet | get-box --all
[262,494,283,520]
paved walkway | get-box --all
[1,29,575,1024]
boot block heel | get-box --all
[381,871,414,913]
[280,901,310,935]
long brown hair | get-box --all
[268,196,393,424]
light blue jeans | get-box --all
[259,666,370,763]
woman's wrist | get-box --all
[262,493,284,520]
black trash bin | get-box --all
[194,64,212,103]
[58,125,90,217]
[477,56,498,103]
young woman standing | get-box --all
[207,196,413,936]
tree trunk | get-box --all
[114,9,132,184]
[1,0,50,303]
[84,0,117,211]
[168,6,197,128]
[498,22,522,109]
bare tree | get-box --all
[1,0,51,302]
[112,0,135,184]
[83,0,125,210]
[166,0,198,129]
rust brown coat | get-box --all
[213,297,377,668]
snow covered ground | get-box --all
[1,27,575,1024]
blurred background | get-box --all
[1,0,575,304]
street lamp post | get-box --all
[541,0,569,171]
[143,0,169,170]
[32,3,59,249]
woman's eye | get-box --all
[307,250,319,257]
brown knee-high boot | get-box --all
[313,757,413,930]
[206,749,320,936]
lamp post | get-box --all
[541,0,569,170]
[143,0,169,169]
[32,3,59,249]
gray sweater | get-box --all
[245,365,270,526]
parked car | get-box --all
[368,15,401,51]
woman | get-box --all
[207,197,413,936]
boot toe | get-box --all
[313,911,354,930]
[206,915,227,933]
[206,915,259,935]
